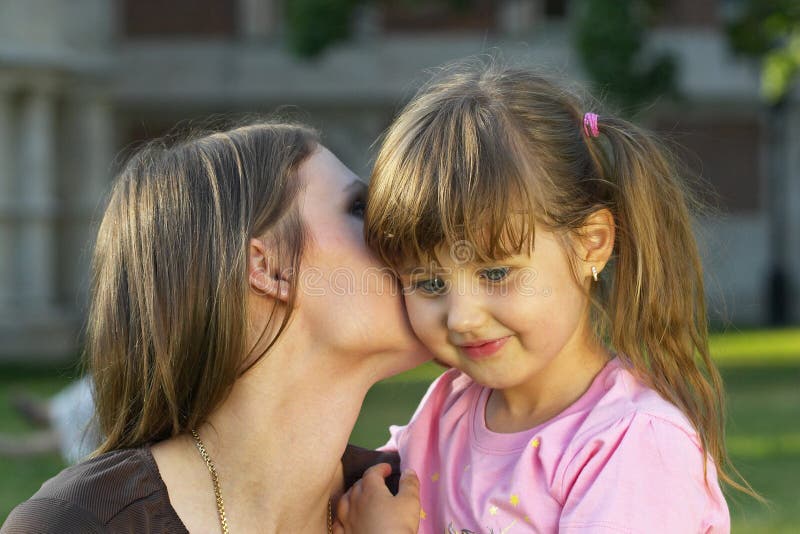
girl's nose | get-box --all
[445,291,486,334]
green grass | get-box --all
[709,328,800,366]
[1,329,798,531]
[0,364,78,521]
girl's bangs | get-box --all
[366,102,538,269]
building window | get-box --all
[123,0,237,38]
[380,0,496,32]
[543,0,568,18]
[655,0,718,27]
[656,116,761,213]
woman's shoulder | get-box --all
[1,446,187,534]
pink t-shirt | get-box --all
[384,358,730,533]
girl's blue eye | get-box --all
[480,267,510,282]
[350,197,366,218]
[414,277,447,295]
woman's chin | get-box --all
[377,343,432,380]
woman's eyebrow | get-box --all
[343,179,367,193]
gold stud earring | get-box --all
[591,265,599,282]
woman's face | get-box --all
[293,146,428,376]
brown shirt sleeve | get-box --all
[2,498,106,534]
[342,444,402,495]
[1,446,187,534]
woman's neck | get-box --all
[154,346,375,533]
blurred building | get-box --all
[0,0,798,360]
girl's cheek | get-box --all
[405,297,438,341]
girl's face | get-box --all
[399,228,600,397]
[294,147,428,376]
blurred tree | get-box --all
[284,0,480,58]
[573,0,678,112]
[727,0,800,103]
[727,1,799,325]
[284,0,358,58]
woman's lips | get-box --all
[458,336,510,360]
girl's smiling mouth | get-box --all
[458,336,511,360]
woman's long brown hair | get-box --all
[365,58,758,499]
[87,121,318,454]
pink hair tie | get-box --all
[583,112,600,138]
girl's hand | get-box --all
[332,463,420,534]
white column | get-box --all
[498,0,538,35]
[786,100,800,322]
[63,93,115,307]
[0,83,15,309]
[17,85,57,310]
[83,97,115,202]
[238,0,280,40]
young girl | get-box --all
[334,61,754,533]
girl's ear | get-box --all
[248,238,290,302]
[577,208,615,275]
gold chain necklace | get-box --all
[190,429,333,534]
[191,429,230,534]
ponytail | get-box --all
[585,117,760,499]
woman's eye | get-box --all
[414,277,447,295]
[480,267,510,282]
[350,198,366,218]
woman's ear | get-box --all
[577,208,615,278]
[248,238,290,302]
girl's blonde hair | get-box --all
[87,120,318,454]
[366,59,755,497]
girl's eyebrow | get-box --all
[399,266,425,275]
[474,260,513,268]
[400,264,445,276]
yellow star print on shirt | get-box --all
[420,508,427,520]
[431,472,440,482]
[489,505,499,516]
[509,494,520,507]
[531,437,540,448]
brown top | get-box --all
[1,446,187,534]
[2,444,399,533]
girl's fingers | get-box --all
[397,469,420,505]
[361,462,393,488]
[336,466,419,534]
[350,478,363,499]
[331,520,345,534]
[336,490,351,521]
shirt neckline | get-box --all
[469,356,621,454]
[141,444,192,533]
